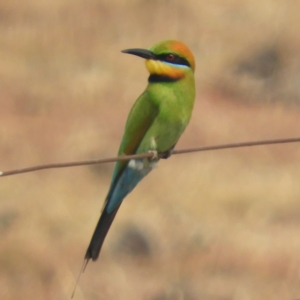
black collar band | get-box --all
[148,74,179,83]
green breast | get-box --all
[137,77,195,153]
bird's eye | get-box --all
[166,54,175,61]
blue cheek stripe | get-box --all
[162,61,190,69]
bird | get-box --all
[85,40,196,263]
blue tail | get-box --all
[85,159,154,261]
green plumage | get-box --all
[85,40,196,262]
[112,74,195,183]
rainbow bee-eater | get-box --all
[85,40,196,262]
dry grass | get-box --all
[1,1,300,299]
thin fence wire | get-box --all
[1,137,299,177]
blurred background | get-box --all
[1,0,300,299]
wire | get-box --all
[1,137,299,177]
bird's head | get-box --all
[122,40,195,81]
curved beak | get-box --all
[121,48,156,59]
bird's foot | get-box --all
[148,150,158,160]
[161,148,173,159]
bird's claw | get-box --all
[161,148,173,159]
[148,150,158,160]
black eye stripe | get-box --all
[156,54,191,67]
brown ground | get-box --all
[1,1,300,299]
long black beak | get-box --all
[121,48,156,59]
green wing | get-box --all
[110,90,159,187]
